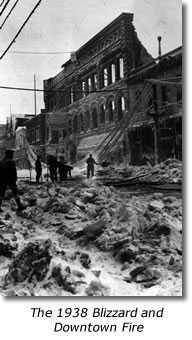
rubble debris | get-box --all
[4,239,52,286]
[0,163,182,296]
[85,280,110,296]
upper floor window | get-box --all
[88,78,92,93]
[93,74,98,91]
[119,58,124,79]
[103,68,108,87]
[118,96,125,121]
[82,81,86,98]
[111,64,116,83]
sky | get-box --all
[0,0,182,124]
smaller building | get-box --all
[25,111,47,162]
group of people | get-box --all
[47,155,73,183]
[35,153,98,183]
[35,155,73,183]
[0,149,99,213]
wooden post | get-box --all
[152,84,161,164]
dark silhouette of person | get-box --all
[35,155,42,183]
[86,154,98,178]
[57,160,73,181]
[47,155,58,182]
[0,149,26,212]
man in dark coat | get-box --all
[86,154,98,178]
[47,155,58,182]
[57,160,73,181]
[0,149,26,212]
[35,155,42,183]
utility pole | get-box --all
[152,84,161,164]
[34,74,37,115]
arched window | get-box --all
[118,96,125,121]
[109,100,115,123]
[79,113,84,132]
[73,115,78,133]
[92,107,98,128]
[85,110,90,130]
[111,64,116,83]
[100,104,105,125]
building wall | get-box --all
[43,13,153,163]
[127,48,182,164]
[25,113,47,161]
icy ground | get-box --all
[0,163,182,296]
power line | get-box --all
[0,49,70,54]
[0,0,42,60]
[0,0,19,29]
[0,84,129,93]
[0,0,6,7]
[0,0,10,16]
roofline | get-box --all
[62,12,134,68]
[128,45,182,79]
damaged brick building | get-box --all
[25,12,182,166]
[42,12,154,163]
[127,46,182,165]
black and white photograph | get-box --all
[0,0,182,297]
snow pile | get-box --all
[0,178,182,296]
[97,158,182,184]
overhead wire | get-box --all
[0,0,19,29]
[0,0,42,60]
[0,0,6,7]
[0,49,70,54]
[0,0,10,16]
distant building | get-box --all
[25,111,47,161]
[0,124,6,159]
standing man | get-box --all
[0,149,26,212]
[35,155,42,183]
[47,155,58,182]
[86,154,98,178]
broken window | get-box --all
[93,74,98,91]
[81,81,86,98]
[118,96,125,121]
[70,87,74,104]
[111,64,116,83]
[119,58,124,79]
[100,104,105,124]
[103,68,108,87]
[109,100,115,123]
[88,77,92,92]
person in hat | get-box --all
[0,149,26,213]
[86,154,98,178]
[35,155,42,183]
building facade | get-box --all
[25,111,47,161]
[127,46,182,165]
[43,12,153,163]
